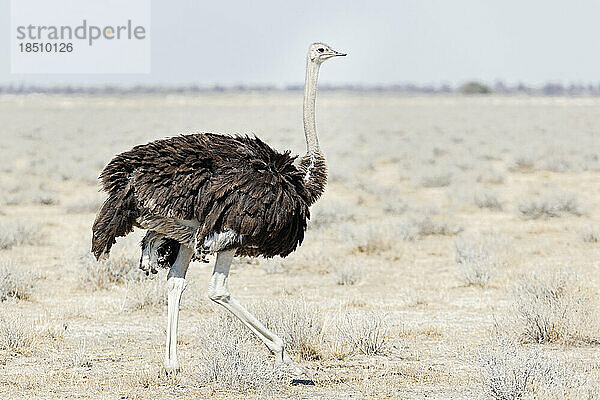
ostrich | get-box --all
[91,42,346,376]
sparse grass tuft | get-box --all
[196,313,278,393]
[253,298,324,361]
[420,171,452,188]
[476,169,506,184]
[508,155,536,172]
[518,192,584,219]
[479,338,597,400]
[473,190,503,210]
[124,277,167,310]
[455,238,501,287]
[64,196,103,214]
[309,200,355,230]
[349,224,395,255]
[509,270,596,344]
[582,226,600,243]
[398,214,462,241]
[69,340,92,368]
[0,315,35,353]
[335,264,362,286]
[336,311,388,356]
[0,261,33,301]
[0,221,40,250]
[0,182,58,206]
[77,247,141,290]
[540,154,573,173]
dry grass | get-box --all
[0,261,33,301]
[505,270,597,344]
[476,168,506,184]
[253,298,325,361]
[347,223,395,254]
[123,277,167,310]
[0,221,40,250]
[335,311,388,356]
[64,196,103,214]
[582,226,600,243]
[0,182,58,206]
[76,245,142,290]
[335,264,362,286]
[518,192,584,219]
[473,190,503,210]
[398,213,462,240]
[479,337,598,400]
[508,154,536,172]
[420,170,453,188]
[454,237,502,287]
[1,94,600,398]
[195,313,279,393]
[308,200,355,230]
[0,315,35,354]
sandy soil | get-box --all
[0,93,599,399]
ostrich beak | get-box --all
[325,50,347,59]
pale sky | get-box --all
[1,0,600,87]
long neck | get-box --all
[298,58,327,205]
[303,59,320,153]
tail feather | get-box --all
[91,183,139,260]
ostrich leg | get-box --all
[208,250,308,377]
[164,245,193,374]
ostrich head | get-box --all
[308,42,346,64]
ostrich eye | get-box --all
[317,48,324,53]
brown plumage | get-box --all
[91,133,326,261]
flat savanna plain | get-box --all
[0,93,599,399]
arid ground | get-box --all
[0,93,599,399]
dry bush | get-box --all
[420,171,453,188]
[347,223,395,255]
[539,154,573,173]
[479,338,597,400]
[518,192,584,219]
[508,155,536,172]
[473,190,503,210]
[583,153,600,172]
[335,311,388,356]
[326,328,354,361]
[455,238,502,287]
[36,313,68,341]
[195,313,278,393]
[582,226,600,243]
[308,200,355,230]
[0,315,35,353]
[0,182,58,206]
[398,214,462,241]
[335,264,362,286]
[69,339,92,368]
[64,196,103,214]
[253,298,324,361]
[0,261,33,301]
[257,257,288,274]
[124,277,167,310]
[180,281,213,313]
[508,270,597,344]
[382,199,408,215]
[0,221,40,250]
[77,247,142,290]
[476,169,506,184]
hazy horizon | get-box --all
[2,0,600,87]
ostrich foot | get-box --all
[164,359,181,376]
[274,352,310,382]
[164,365,180,376]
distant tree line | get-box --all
[2,81,600,95]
